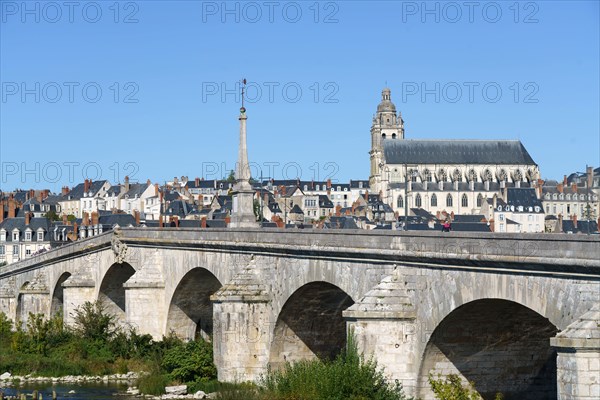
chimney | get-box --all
[571,183,577,193]
[536,179,544,198]
[91,211,99,226]
[73,222,78,239]
[489,218,495,232]
[335,205,342,217]
[563,175,568,186]
[8,199,16,218]
[558,214,563,233]
[25,212,31,226]
[29,189,35,201]
[36,190,43,203]
[134,210,140,226]
[0,200,4,223]
[201,217,207,229]
[84,179,90,193]
[62,214,68,225]
[82,212,89,226]
[154,183,159,197]
[557,184,563,194]
[573,214,578,229]
[195,177,200,187]
[587,166,594,188]
[62,186,70,196]
[327,179,332,189]
[124,176,130,192]
[159,214,164,229]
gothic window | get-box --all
[431,194,437,207]
[446,194,453,207]
[392,133,396,139]
[423,169,432,182]
[438,169,447,182]
[477,194,483,207]
[461,194,468,207]
[415,194,422,208]
[397,195,404,208]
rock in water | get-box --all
[165,385,187,395]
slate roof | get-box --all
[505,188,544,213]
[123,183,149,198]
[319,195,334,208]
[0,217,52,242]
[63,180,108,199]
[383,140,536,165]
[562,220,599,234]
[327,216,359,229]
[98,214,136,227]
[453,214,486,223]
[350,180,370,189]
[290,204,304,214]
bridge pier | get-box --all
[62,278,96,326]
[551,305,600,400]
[343,273,420,396]
[17,286,50,328]
[211,265,272,383]
[123,257,166,339]
[124,282,166,339]
[0,278,17,325]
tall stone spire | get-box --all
[230,80,259,228]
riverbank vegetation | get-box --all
[1,302,489,400]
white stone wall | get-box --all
[556,351,600,399]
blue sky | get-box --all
[1,0,598,191]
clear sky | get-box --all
[1,0,598,191]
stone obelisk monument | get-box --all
[230,79,259,228]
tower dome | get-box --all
[377,88,396,113]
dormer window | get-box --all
[359,182,363,189]
[316,185,320,191]
[25,231,32,241]
[12,230,19,241]
[0,231,5,241]
[37,231,44,241]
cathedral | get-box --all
[369,88,540,216]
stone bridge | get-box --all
[0,228,598,399]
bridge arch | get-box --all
[50,272,71,317]
[98,262,136,325]
[269,281,354,370]
[417,299,558,399]
[165,267,222,340]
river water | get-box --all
[0,382,137,399]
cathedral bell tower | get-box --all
[369,88,404,193]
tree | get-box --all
[44,210,61,221]
[226,170,236,183]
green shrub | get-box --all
[0,312,12,337]
[72,301,117,341]
[161,338,217,383]
[428,373,505,400]
[261,334,412,400]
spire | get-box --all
[230,78,259,228]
